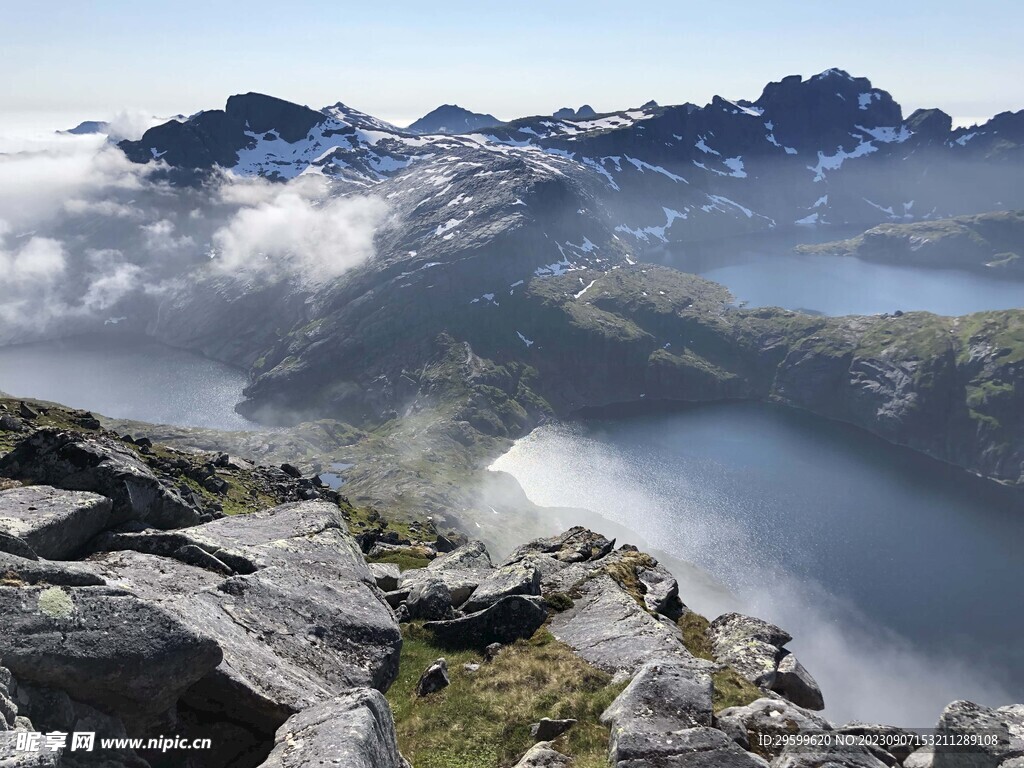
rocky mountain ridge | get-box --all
[1,416,1020,768]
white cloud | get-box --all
[212,186,387,281]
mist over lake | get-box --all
[492,402,1024,726]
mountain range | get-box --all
[48,69,1024,497]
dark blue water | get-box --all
[0,334,258,431]
[492,402,1024,725]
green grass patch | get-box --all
[369,550,433,572]
[387,625,623,768]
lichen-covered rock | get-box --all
[0,487,114,561]
[0,430,200,529]
[609,724,769,768]
[601,658,715,750]
[0,585,222,729]
[424,595,547,647]
[514,742,574,767]
[717,698,832,758]
[933,700,1024,768]
[462,559,541,613]
[259,689,408,768]
[549,574,690,675]
[708,612,823,710]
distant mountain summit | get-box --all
[553,105,597,119]
[61,120,109,135]
[406,104,501,134]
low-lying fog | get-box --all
[491,403,1023,726]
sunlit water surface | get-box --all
[491,402,1024,726]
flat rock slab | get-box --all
[0,585,221,728]
[0,487,112,560]
[602,658,715,738]
[259,689,407,768]
[0,430,200,529]
[424,595,547,647]
[81,503,402,730]
[549,574,690,675]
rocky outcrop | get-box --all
[80,502,402,731]
[933,700,1024,768]
[708,613,824,710]
[424,595,547,647]
[717,698,832,758]
[0,487,112,560]
[402,540,494,607]
[549,574,691,675]
[0,430,201,529]
[0,585,222,730]
[461,560,541,613]
[260,690,408,768]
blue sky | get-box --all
[2,0,1020,126]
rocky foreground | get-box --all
[0,406,1021,767]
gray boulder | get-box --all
[531,718,576,741]
[933,700,1024,768]
[601,658,715,737]
[424,595,547,647]
[0,430,201,529]
[370,562,402,592]
[462,559,541,613]
[708,613,823,710]
[0,487,113,560]
[502,526,615,566]
[1,666,16,729]
[259,689,407,768]
[0,584,222,729]
[599,658,768,766]
[514,742,574,767]
[903,747,934,768]
[717,697,831,758]
[416,658,450,696]
[836,723,919,765]
[407,578,454,621]
[404,540,494,606]
[637,563,685,620]
[81,503,402,730]
[549,574,690,675]
[774,652,825,711]
[708,613,790,688]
